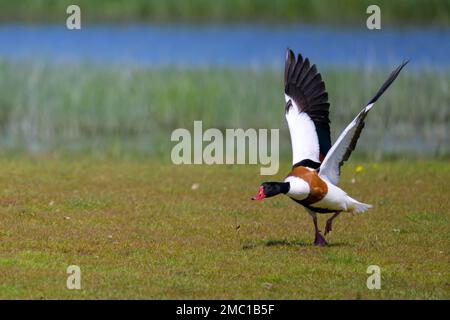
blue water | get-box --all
[0,24,449,69]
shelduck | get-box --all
[252,49,407,246]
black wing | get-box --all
[319,60,409,185]
[284,48,331,162]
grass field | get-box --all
[0,158,448,299]
[0,37,448,299]
[0,61,448,158]
[1,0,449,25]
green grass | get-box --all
[1,0,449,26]
[0,61,448,158]
[0,158,448,299]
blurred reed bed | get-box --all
[1,0,449,25]
[0,60,448,159]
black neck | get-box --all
[279,182,290,194]
[293,159,321,169]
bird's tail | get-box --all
[347,196,372,214]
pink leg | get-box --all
[313,215,327,246]
[324,212,341,236]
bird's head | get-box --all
[251,182,289,201]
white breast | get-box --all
[284,176,310,201]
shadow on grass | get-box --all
[242,239,350,250]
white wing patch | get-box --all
[284,94,320,165]
[319,103,374,185]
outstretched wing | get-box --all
[284,49,331,168]
[319,61,408,185]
